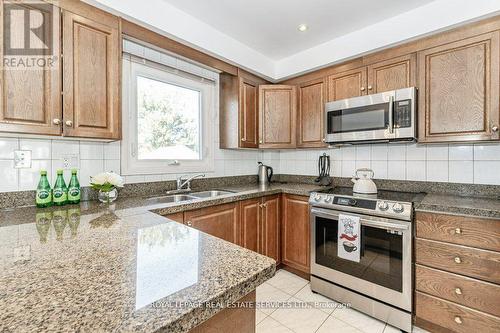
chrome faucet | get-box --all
[167,173,205,194]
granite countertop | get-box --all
[0,182,323,333]
[416,193,500,219]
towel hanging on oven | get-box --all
[338,214,361,262]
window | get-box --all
[121,43,217,175]
[136,76,201,160]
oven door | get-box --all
[310,207,412,311]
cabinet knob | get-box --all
[454,316,463,324]
[53,118,61,125]
[322,138,326,142]
[186,221,192,226]
[360,87,366,91]
[455,228,462,234]
[368,85,373,90]
[241,138,246,142]
[65,120,73,127]
[455,287,462,295]
[492,125,499,132]
[454,257,462,264]
[259,140,263,144]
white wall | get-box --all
[280,143,500,185]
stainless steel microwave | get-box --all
[325,87,417,145]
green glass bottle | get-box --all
[53,169,68,206]
[67,169,81,204]
[36,170,52,208]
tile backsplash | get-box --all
[0,137,278,193]
[279,143,500,185]
[1,136,499,193]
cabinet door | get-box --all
[239,77,258,148]
[62,11,120,139]
[259,85,297,148]
[240,198,260,252]
[281,195,310,273]
[184,203,239,244]
[327,67,367,102]
[261,195,280,263]
[298,78,326,148]
[367,53,416,93]
[164,212,184,224]
[0,2,61,135]
[418,32,500,142]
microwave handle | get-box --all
[388,95,394,134]
[310,208,408,231]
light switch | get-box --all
[14,150,32,168]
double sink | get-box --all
[145,190,235,205]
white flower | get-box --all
[90,172,124,187]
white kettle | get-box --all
[351,168,377,194]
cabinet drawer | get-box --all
[416,212,500,251]
[415,292,500,333]
[415,239,500,284]
[416,265,500,316]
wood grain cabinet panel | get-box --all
[163,212,184,224]
[416,264,500,317]
[416,212,500,252]
[281,195,310,273]
[239,78,259,148]
[415,238,500,284]
[415,292,500,333]
[240,198,260,252]
[184,203,239,244]
[62,10,120,139]
[261,195,280,262]
[417,31,500,142]
[0,2,61,135]
[298,78,326,148]
[259,85,297,148]
[367,53,416,93]
[327,67,366,102]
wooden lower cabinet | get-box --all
[239,195,280,263]
[184,203,239,244]
[415,211,500,333]
[164,212,184,224]
[281,194,310,273]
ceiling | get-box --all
[160,0,436,60]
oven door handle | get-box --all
[310,208,409,231]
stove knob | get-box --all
[314,195,322,202]
[324,196,332,203]
[378,201,389,211]
[392,203,404,213]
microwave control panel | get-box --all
[394,99,412,128]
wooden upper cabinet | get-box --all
[367,53,416,93]
[259,85,297,148]
[327,67,366,102]
[418,31,500,143]
[220,70,266,149]
[298,78,326,148]
[62,10,120,139]
[184,203,239,244]
[281,195,310,273]
[0,3,61,135]
[239,77,259,148]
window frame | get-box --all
[121,57,216,175]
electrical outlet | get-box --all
[60,154,79,169]
[14,150,32,168]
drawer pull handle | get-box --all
[186,221,192,226]
[454,257,462,264]
[454,316,463,324]
[455,287,462,295]
[455,228,462,234]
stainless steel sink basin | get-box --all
[190,190,235,198]
[145,194,197,204]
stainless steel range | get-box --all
[309,187,421,332]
